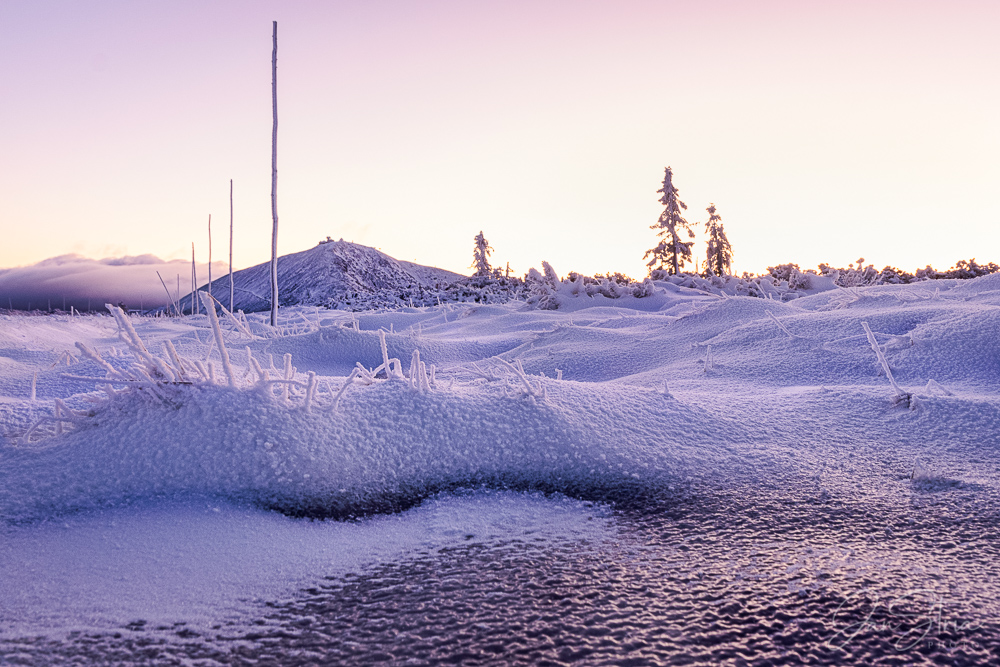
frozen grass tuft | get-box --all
[861,321,911,406]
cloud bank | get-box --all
[0,255,230,312]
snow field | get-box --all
[1,277,999,521]
[1,275,999,640]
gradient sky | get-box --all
[2,0,998,281]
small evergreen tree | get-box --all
[703,204,733,276]
[472,231,493,277]
[644,167,693,275]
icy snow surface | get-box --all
[1,275,999,664]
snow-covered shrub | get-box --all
[818,258,880,287]
[556,271,655,301]
[631,278,656,298]
[940,259,1000,279]
[526,262,560,310]
[766,263,802,283]
[875,266,915,285]
[767,263,815,290]
[914,265,941,281]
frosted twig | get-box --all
[21,411,88,444]
[247,347,267,382]
[469,362,500,382]
[924,379,954,397]
[193,360,210,382]
[498,358,540,397]
[163,341,191,382]
[409,349,421,390]
[766,310,797,339]
[132,367,168,400]
[203,292,255,338]
[54,397,89,419]
[75,342,126,379]
[49,350,76,368]
[282,353,293,403]
[418,360,431,393]
[354,362,377,385]
[378,329,404,379]
[861,321,908,400]
[303,371,317,412]
[198,292,236,387]
[200,292,236,387]
[330,368,361,411]
[156,270,179,316]
[105,304,174,379]
[202,335,216,363]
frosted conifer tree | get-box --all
[644,167,693,275]
[703,204,733,276]
[472,231,493,277]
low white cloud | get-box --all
[0,254,229,312]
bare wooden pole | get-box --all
[191,242,197,315]
[156,271,177,316]
[229,178,235,311]
[207,214,213,307]
[269,20,279,327]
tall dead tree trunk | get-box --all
[229,179,234,311]
[269,20,279,327]
[190,243,197,315]
[207,214,213,307]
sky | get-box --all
[2,0,998,291]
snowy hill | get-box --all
[186,240,464,313]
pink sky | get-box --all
[2,0,998,279]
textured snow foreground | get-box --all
[1,276,999,662]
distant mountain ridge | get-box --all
[185,240,465,313]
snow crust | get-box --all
[1,274,999,636]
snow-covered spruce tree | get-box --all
[703,204,733,276]
[644,167,694,275]
[472,231,494,277]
